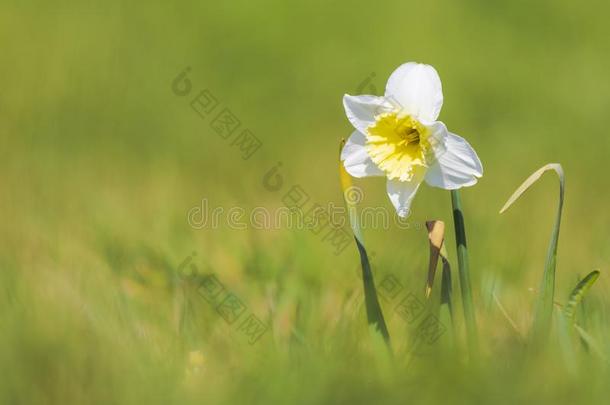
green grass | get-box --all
[2,0,610,403]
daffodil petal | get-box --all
[425,131,483,189]
[341,130,385,177]
[425,120,450,154]
[386,168,425,217]
[385,62,443,122]
[343,94,393,134]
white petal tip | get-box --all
[397,208,410,218]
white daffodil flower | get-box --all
[341,62,483,217]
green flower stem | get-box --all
[450,189,478,351]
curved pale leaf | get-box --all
[500,163,565,344]
[499,163,564,214]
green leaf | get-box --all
[555,309,576,373]
[424,220,445,299]
[493,292,525,342]
[339,139,390,346]
[439,244,453,320]
[558,271,600,367]
[564,270,600,322]
[574,324,608,362]
[500,163,564,344]
[425,220,454,344]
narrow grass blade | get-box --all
[439,243,455,343]
[425,220,454,341]
[574,324,608,362]
[439,245,453,318]
[425,221,453,317]
[500,163,564,344]
[425,220,445,299]
[493,292,525,341]
[339,139,390,345]
[556,309,577,373]
[564,270,599,322]
[450,189,478,351]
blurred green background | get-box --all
[2,0,610,403]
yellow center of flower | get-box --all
[366,113,430,181]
